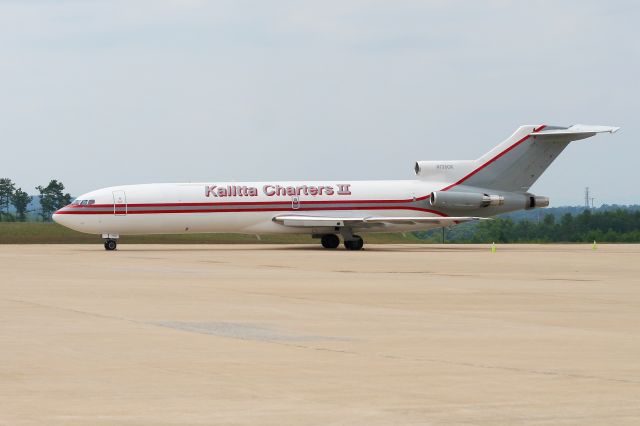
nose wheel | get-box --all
[104,239,117,251]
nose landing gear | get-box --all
[104,239,117,251]
[102,234,119,251]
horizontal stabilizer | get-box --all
[273,214,488,228]
[531,124,620,137]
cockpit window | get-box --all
[72,199,96,206]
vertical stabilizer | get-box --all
[436,124,618,193]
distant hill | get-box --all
[5,195,48,220]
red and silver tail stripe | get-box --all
[441,125,547,191]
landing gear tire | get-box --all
[320,234,340,249]
[104,239,117,251]
[344,235,364,251]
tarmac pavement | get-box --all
[1,244,639,425]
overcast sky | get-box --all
[1,0,637,205]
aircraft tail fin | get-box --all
[438,124,619,193]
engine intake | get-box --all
[429,191,504,210]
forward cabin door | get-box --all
[291,195,300,210]
[113,190,127,216]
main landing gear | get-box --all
[320,234,340,249]
[318,234,364,251]
[344,235,364,251]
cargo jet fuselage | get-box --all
[53,124,619,250]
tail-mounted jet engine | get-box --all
[429,191,550,210]
[526,195,550,209]
[429,191,504,210]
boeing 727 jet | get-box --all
[53,124,618,250]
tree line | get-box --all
[0,178,71,222]
[418,209,640,243]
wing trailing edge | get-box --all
[272,214,488,228]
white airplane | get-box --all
[53,124,618,251]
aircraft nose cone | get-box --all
[52,208,69,226]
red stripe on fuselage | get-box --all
[55,205,448,216]
[65,194,432,209]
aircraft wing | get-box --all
[272,215,488,228]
